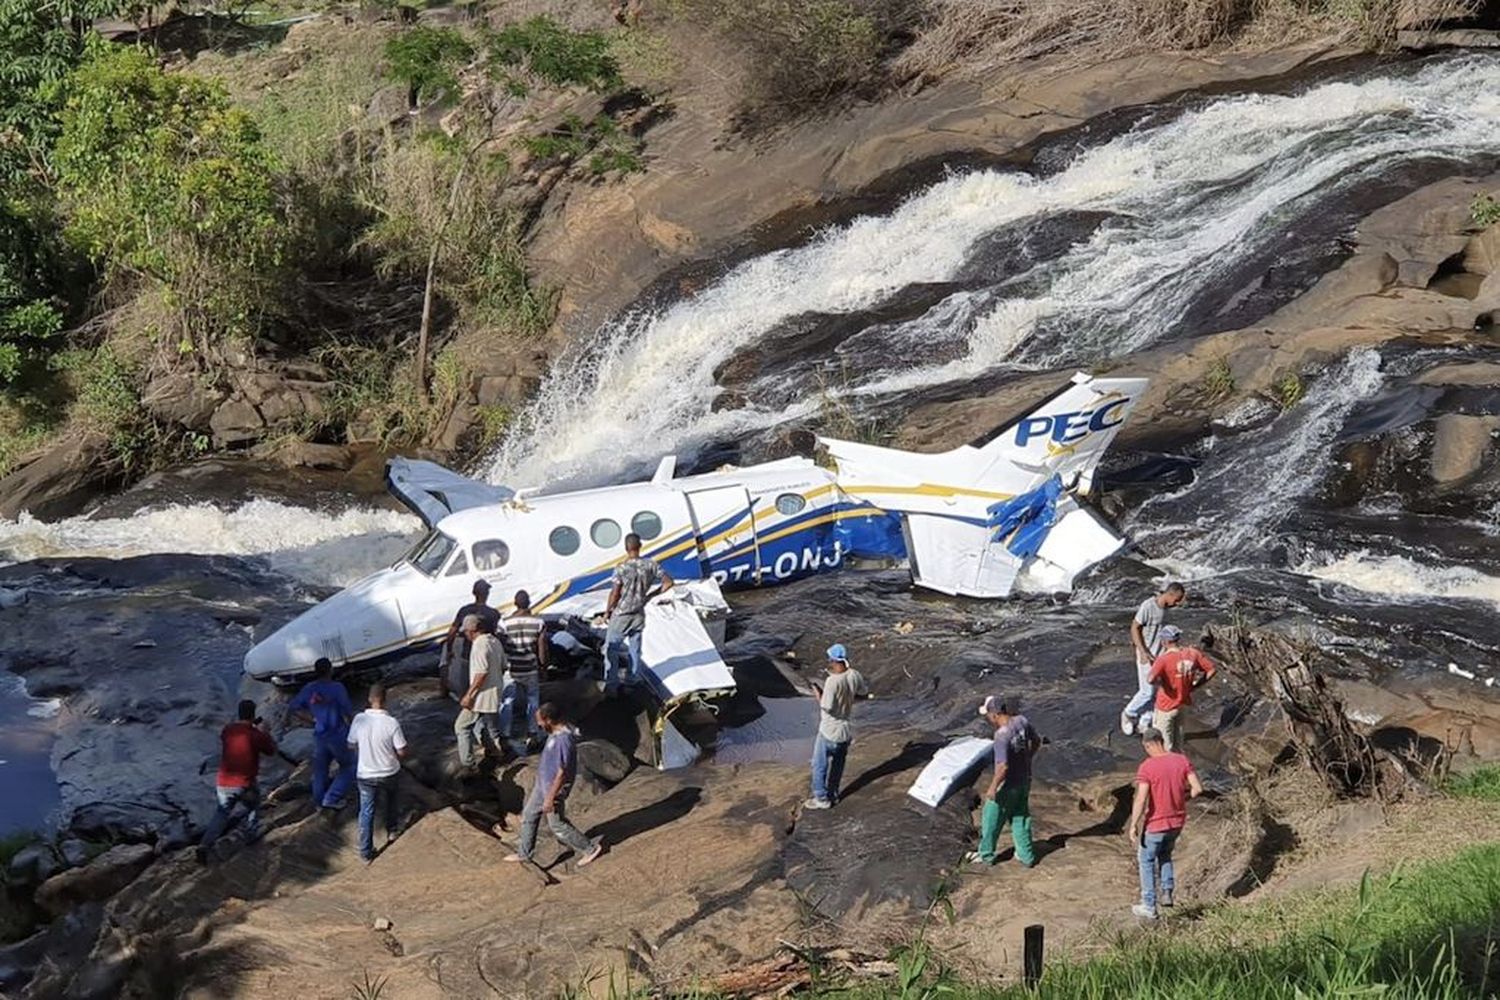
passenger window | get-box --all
[775,493,807,516]
[549,526,581,557]
[445,551,469,577]
[631,510,662,540]
[591,518,622,548]
[473,539,510,571]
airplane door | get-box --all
[685,486,760,584]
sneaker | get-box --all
[577,841,605,867]
[802,797,832,810]
[1120,712,1137,736]
[1017,858,1036,869]
[1131,903,1158,920]
[502,853,530,863]
[361,854,376,865]
[964,851,990,866]
[1160,891,1174,908]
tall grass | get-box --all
[1447,764,1500,803]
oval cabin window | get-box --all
[775,493,807,516]
[591,518,622,548]
[631,510,663,540]
[548,526,581,557]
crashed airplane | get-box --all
[244,373,1149,706]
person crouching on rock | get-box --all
[288,657,355,816]
[968,695,1041,868]
[1128,726,1203,919]
[505,702,604,868]
[347,682,408,864]
[805,643,868,811]
[196,699,277,864]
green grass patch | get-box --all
[1447,764,1500,802]
[486,16,622,93]
[1204,357,1235,402]
[1472,192,1500,229]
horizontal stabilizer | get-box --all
[908,736,993,807]
[385,457,515,528]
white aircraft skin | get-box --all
[243,373,1149,680]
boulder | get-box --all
[59,838,93,869]
[1430,413,1500,483]
[139,373,223,430]
[34,844,154,917]
[578,738,633,785]
[366,83,411,125]
[273,441,354,471]
[7,842,58,885]
[0,433,115,521]
[1463,224,1500,277]
[209,397,266,446]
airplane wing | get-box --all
[385,457,515,528]
[823,372,1147,598]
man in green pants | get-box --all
[969,695,1042,868]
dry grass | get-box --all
[895,0,1482,82]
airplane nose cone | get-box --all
[243,638,282,680]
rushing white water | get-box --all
[1128,349,1386,577]
[484,56,1500,488]
[0,500,421,588]
[1305,551,1500,610]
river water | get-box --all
[2,53,1499,837]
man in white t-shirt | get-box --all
[347,682,408,863]
[1120,582,1186,736]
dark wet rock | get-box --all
[1212,395,1280,435]
[33,844,153,917]
[0,902,102,995]
[0,433,116,521]
[578,738,633,785]
[58,840,91,869]
[7,844,58,886]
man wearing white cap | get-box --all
[805,643,868,810]
[969,695,1042,867]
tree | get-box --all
[52,45,291,358]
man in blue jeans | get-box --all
[805,643,869,810]
[288,657,355,814]
[196,699,276,864]
[503,702,604,867]
[1127,727,1203,918]
[602,534,673,695]
[347,683,408,863]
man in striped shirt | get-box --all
[499,589,548,752]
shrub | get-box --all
[486,16,622,92]
[0,205,65,388]
[1204,357,1235,401]
[524,114,643,177]
[52,46,291,357]
[52,346,155,467]
[1472,192,1500,228]
[383,26,473,105]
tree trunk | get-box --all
[415,156,473,398]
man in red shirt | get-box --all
[1127,727,1203,919]
[1146,625,1217,752]
[196,699,277,863]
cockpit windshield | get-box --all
[406,530,458,577]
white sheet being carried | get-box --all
[907,736,993,807]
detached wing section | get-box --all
[386,457,515,528]
[823,372,1148,598]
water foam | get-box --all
[1128,349,1386,575]
[484,56,1500,488]
[0,500,421,588]
[1305,551,1500,610]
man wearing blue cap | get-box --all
[805,643,868,810]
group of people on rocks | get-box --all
[198,553,1216,917]
[812,581,1217,920]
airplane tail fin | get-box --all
[970,372,1150,493]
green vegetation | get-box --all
[1472,192,1500,228]
[1447,763,1500,802]
[487,16,623,92]
[383,26,473,105]
[525,114,644,176]
[1272,371,1303,409]
[1204,358,1236,401]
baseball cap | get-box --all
[978,694,1010,716]
[826,643,849,664]
[1159,625,1183,642]
[473,578,491,594]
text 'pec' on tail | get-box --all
[971,372,1150,493]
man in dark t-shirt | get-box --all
[504,702,603,866]
[970,695,1041,868]
[197,699,277,863]
[439,579,500,699]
